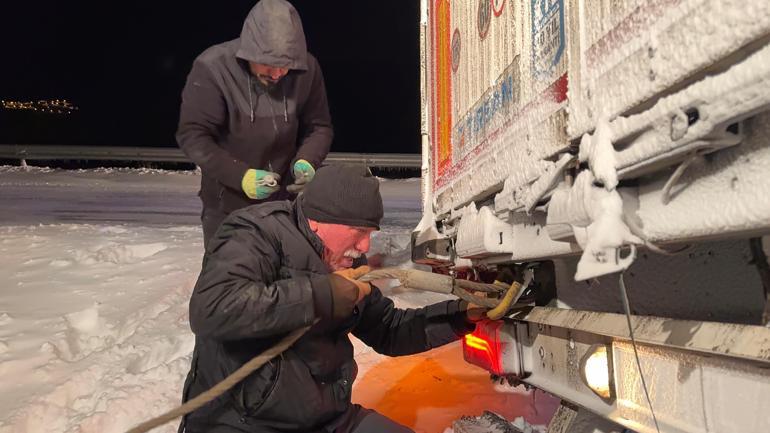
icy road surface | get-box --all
[0,167,558,433]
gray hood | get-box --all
[236,0,309,71]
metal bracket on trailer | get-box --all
[410,231,453,266]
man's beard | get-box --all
[256,75,281,90]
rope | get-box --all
[452,285,503,309]
[360,268,504,293]
[125,324,313,433]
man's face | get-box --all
[308,220,376,271]
[249,62,289,87]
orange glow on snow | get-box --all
[352,342,560,432]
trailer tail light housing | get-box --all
[462,320,524,376]
[580,344,614,401]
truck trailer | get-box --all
[412,1,770,432]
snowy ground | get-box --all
[0,167,557,433]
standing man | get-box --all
[180,165,483,433]
[177,0,332,248]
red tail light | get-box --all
[465,333,493,352]
[462,320,524,377]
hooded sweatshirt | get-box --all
[177,0,333,214]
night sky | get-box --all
[0,1,421,154]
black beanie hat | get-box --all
[300,164,384,229]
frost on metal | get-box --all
[570,118,641,280]
[421,0,770,281]
[494,153,574,214]
[610,41,770,178]
[578,118,616,190]
[559,172,641,281]
[569,0,770,138]
[424,0,770,216]
[455,205,514,258]
[427,0,570,215]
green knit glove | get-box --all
[241,169,281,200]
[287,159,316,194]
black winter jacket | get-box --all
[182,201,474,432]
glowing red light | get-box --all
[462,322,504,374]
[465,334,491,352]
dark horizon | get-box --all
[0,1,421,154]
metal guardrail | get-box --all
[0,145,421,169]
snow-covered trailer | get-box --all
[413,1,770,432]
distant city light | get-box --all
[1,99,78,114]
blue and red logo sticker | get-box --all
[531,0,565,79]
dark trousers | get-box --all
[201,207,229,250]
[183,406,413,433]
[346,407,414,433]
